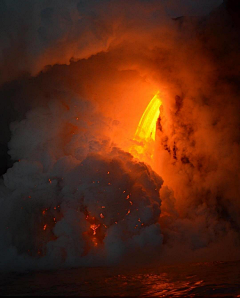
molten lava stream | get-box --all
[130,92,162,164]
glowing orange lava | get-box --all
[130,92,162,163]
[135,92,161,141]
[90,224,100,236]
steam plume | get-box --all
[0,0,239,271]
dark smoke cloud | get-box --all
[155,0,240,261]
[162,0,223,17]
[0,0,239,271]
[0,0,223,85]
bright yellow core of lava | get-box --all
[130,92,162,162]
[135,93,161,141]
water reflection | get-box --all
[1,261,240,297]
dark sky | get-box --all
[161,0,223,16]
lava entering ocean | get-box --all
[0,0,240,272]
[130,92,162,164]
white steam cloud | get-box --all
[0,96,163,271]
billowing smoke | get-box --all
[0,95,163,271]
[154,0,240,262]
[0,0,239,271]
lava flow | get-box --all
[130,92,162,164]
[0,0,239,274]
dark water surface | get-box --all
[1,261,240,297]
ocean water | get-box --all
[1,260,240,297]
